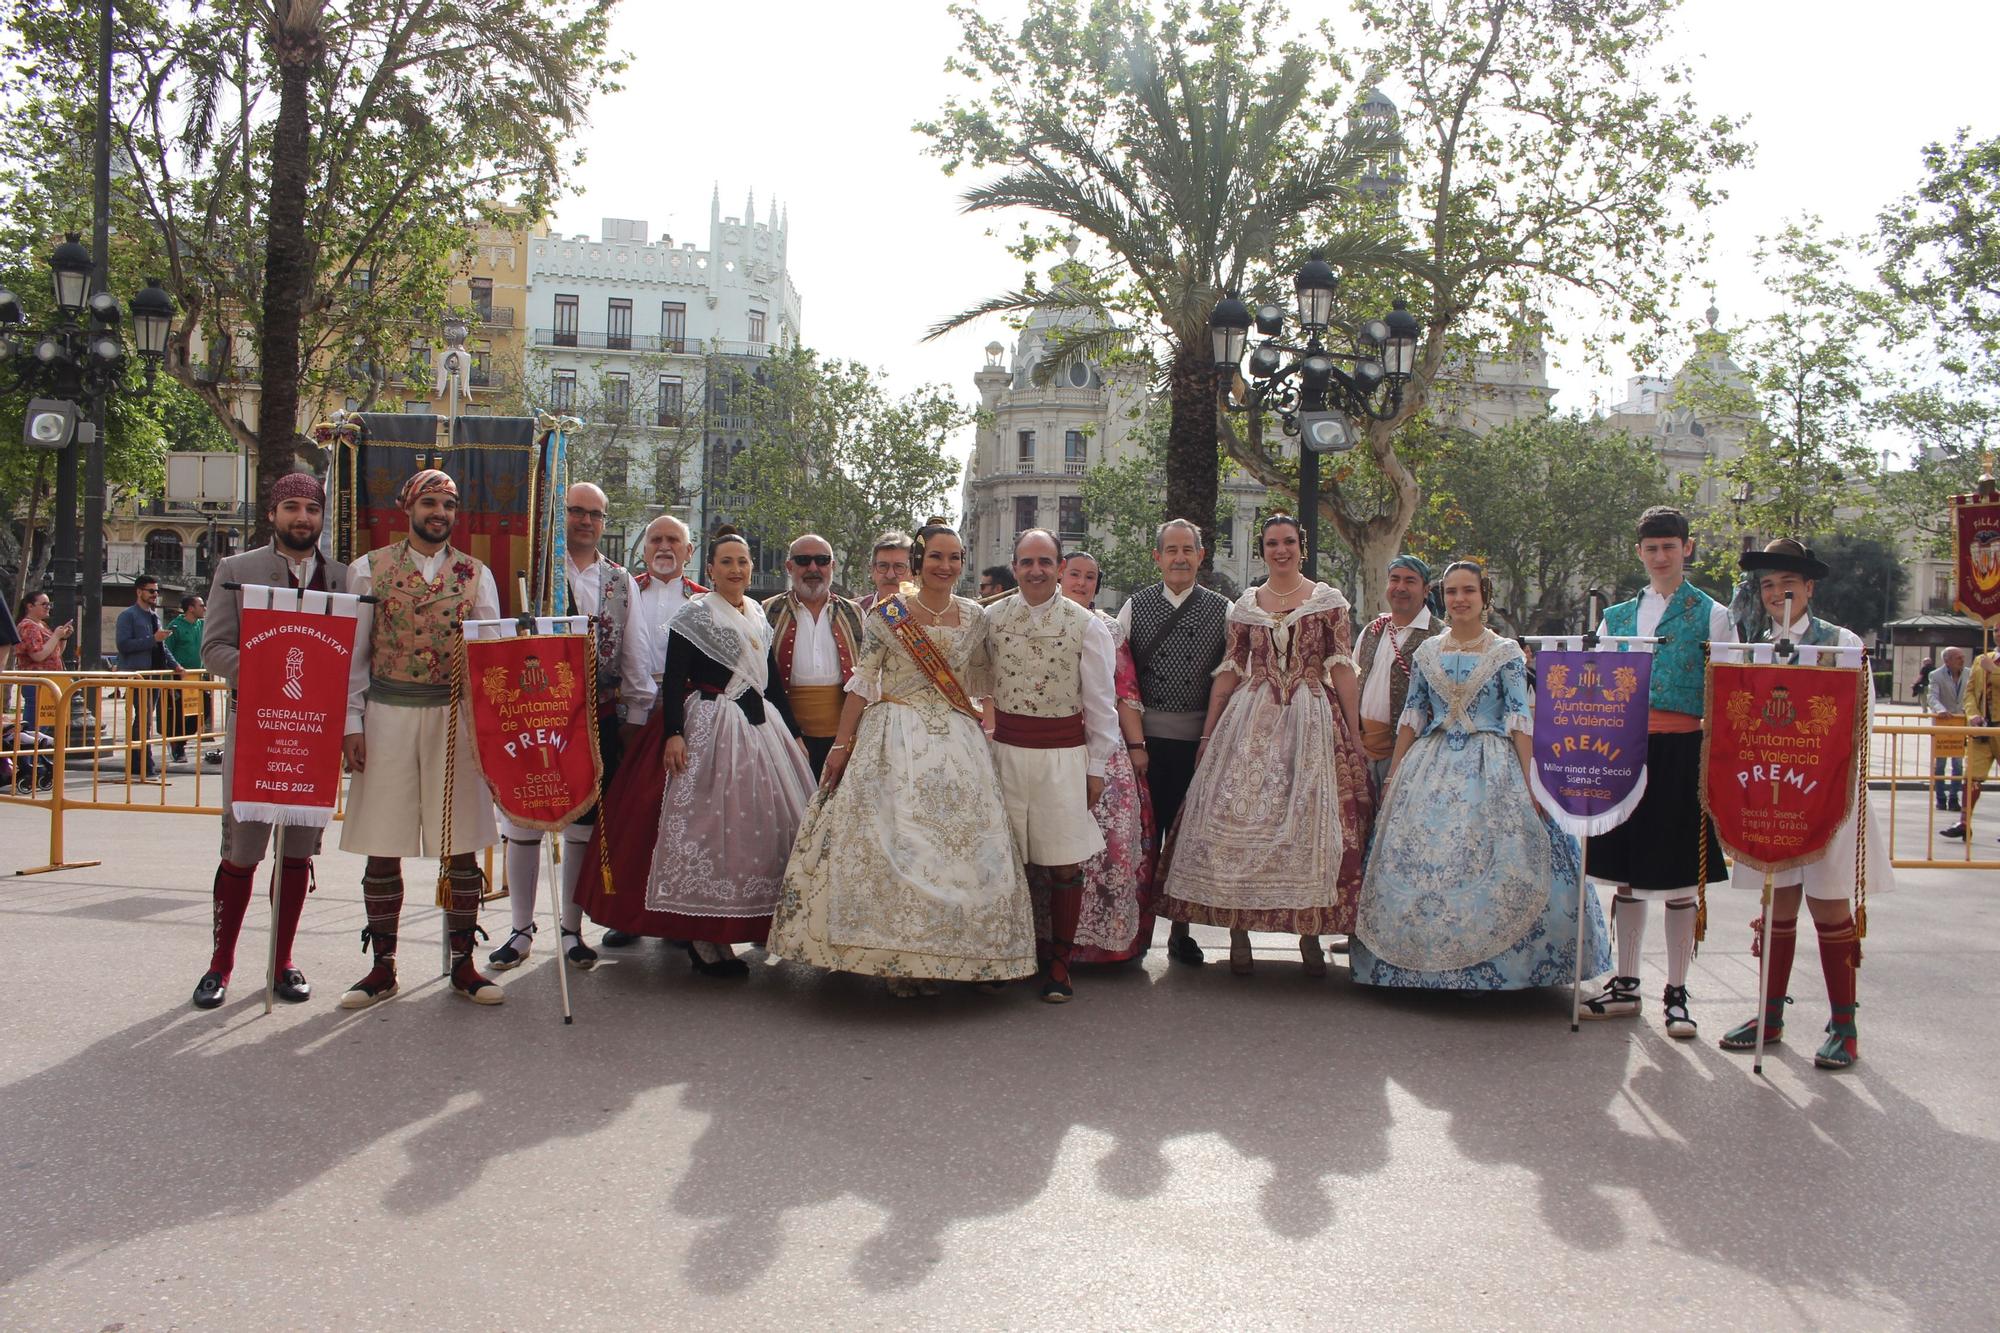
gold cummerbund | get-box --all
[789,683,845,738]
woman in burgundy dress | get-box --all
[1155,514,1375,976]
[576,528,815,977]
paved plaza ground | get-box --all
[1,788,1995,1330]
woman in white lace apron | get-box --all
[636,527,817,977]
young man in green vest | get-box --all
[1580,506,1733,1037]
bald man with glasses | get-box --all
[763,533,862,777]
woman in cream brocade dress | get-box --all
[767,592,1037,985]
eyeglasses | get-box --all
[790,553,832,567]
[566,506,607,522]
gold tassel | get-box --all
[1695,881,1708,947]
[600,863,615,897]
[434,865,453,910]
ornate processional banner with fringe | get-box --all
[331,413,541,618]
[1700,660,1867,874]
[1953,488,2000,628]
[229,586,364,827]
[462,618,603,831]
[1527,648,1651,838]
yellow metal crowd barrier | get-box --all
[1,670,498,890]
[1872,716,2000,870]
[5,671,1991,875]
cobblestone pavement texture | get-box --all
[1,786,1995,1330]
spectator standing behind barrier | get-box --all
[1929,646,1968,814]
[116,575,178,776]
[12,591,72,733]
[165,594,207,762]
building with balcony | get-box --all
[523,190,801,549]
[958,296,1268,597]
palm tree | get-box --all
[924,5,1405,563]
[255,1,330,521]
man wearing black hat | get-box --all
[1717,538,1892,1071]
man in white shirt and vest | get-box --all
[763,532,861,777]
[1353,554,1445,789]
[985,528,1121,1003]
[1115,518,1230,966]
[488,482,638,975]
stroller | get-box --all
[1,721,57,793]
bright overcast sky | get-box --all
[550,0,2000,463]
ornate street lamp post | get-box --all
[0,242,173,655]
[1209,252,1418,578]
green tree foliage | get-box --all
[1875,130,2000,555]
[716,350,971,586]
[1401,414,1671,634]
[1806,532,1908,640]
[0,0,622,538]
[1078,399,1254,596]
[918,0,1402,568]
[1214,0,1747,613]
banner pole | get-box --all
[1570,586,1604,1034]
[263,855,282,1015]
[550,833,574,1025]
[1754,869,1775,1076]
[1571,836,1589,1032]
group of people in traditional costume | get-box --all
[184,469,1892,1071]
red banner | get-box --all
[1954,491,2000,627]
[1700,662,1867,873]
[465,631,602,830]
[231,603,359,825]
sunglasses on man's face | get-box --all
[790,553,832,567]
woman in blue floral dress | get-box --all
[1351,561,1611,990]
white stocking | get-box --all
[1612,894,1647,980]
[559,824,592,933]
[505,836,542,936]
[1663,893,1698,988]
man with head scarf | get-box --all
[188,471,351,1009]
[337,467,505,1008]
[1354,554,1446,790]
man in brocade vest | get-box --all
[488,482,637,975]
[1354,554,1445,790]
[598,512,706,950]
[188,472,351,1009]
[763,532,861,777]
[1115,517,1230,966]
[338,468,504,1008]
[1718,539,1891,1070]
[1580,506,1733,1038]
[985,528,1121,1003]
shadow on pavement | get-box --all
[0,928,1991,1325]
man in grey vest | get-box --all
[1929,645,1967,814]
[1116,518,1231,966]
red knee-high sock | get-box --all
[208,860,256,979]
[1046,868,1083,982]
[361,873,404,960]
[1761,916,1799,1016]
[274,857,313,970]
[1816,917,1859,1013]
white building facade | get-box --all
[524,189,801,538]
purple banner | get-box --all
[1529,649,1651,837]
